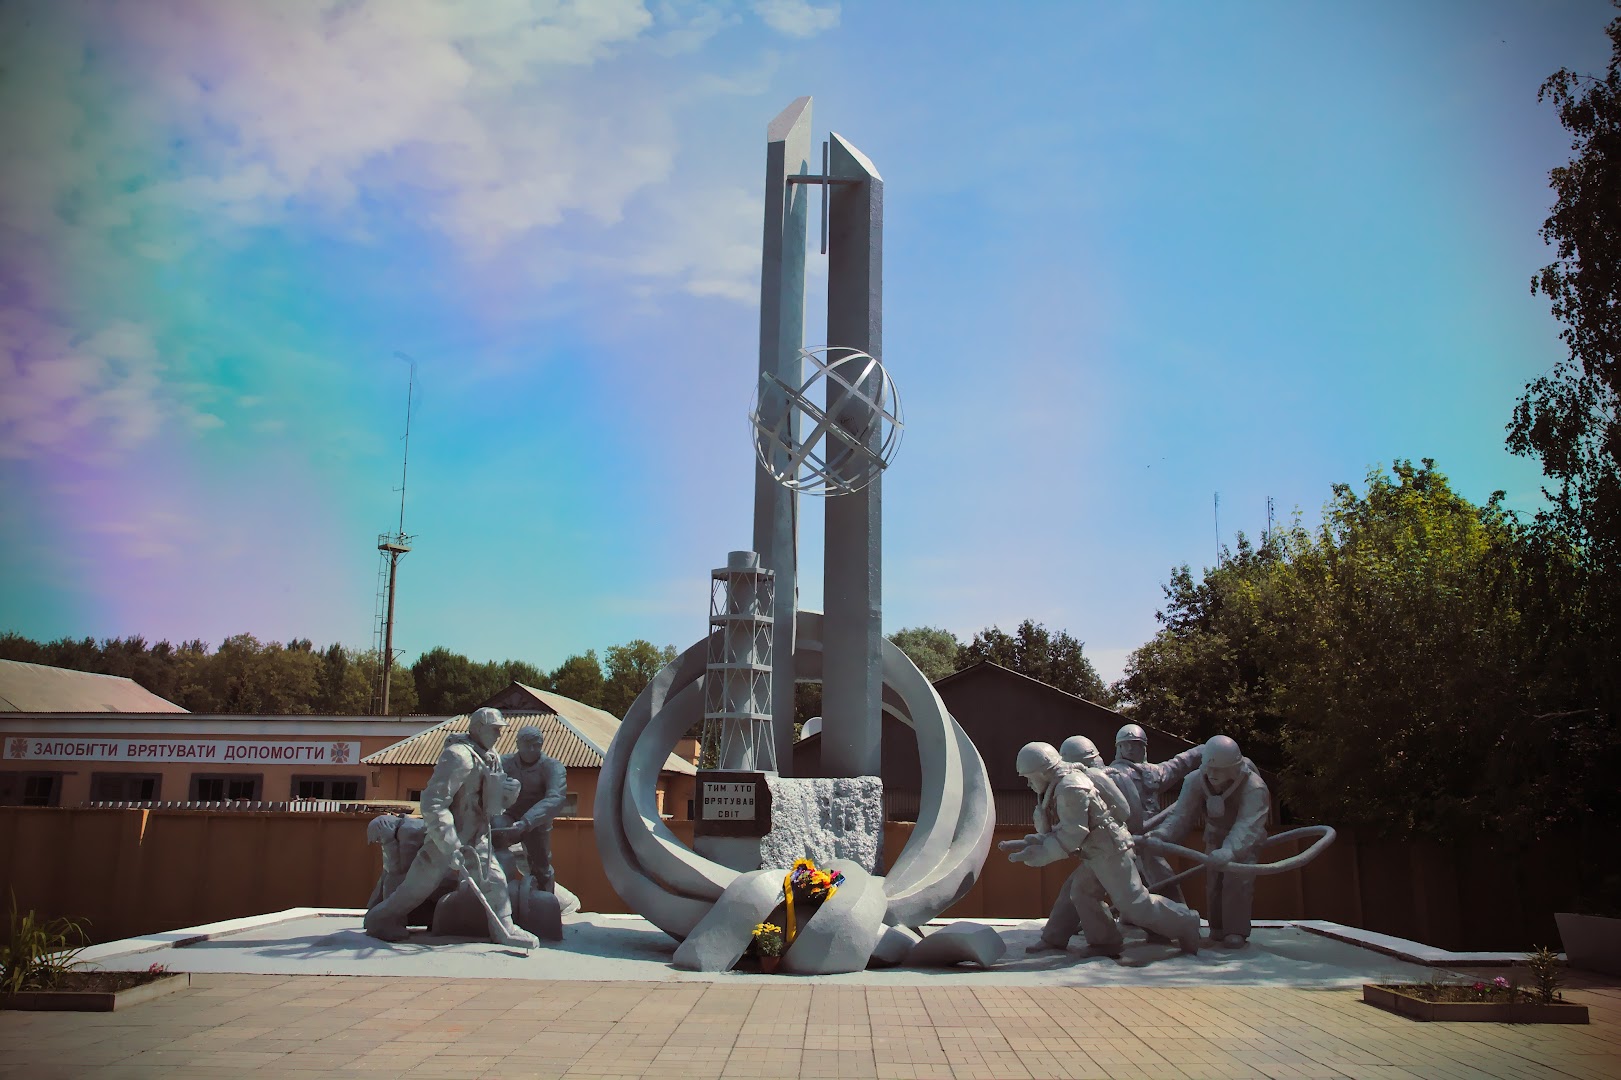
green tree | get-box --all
[958,619,1111,704]
[198,634,323,714]
[601,640,678,718]
[547,650,605,710]
[1114,534,1290,768]
[410,646,505,715]
[1116,460,1607,843]
[888,626,961,682]
[1512,10,1621,563]
[1506,8,1621,854]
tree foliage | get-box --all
[958,619,1112,704]
[0,632,671,720]
[548,651,606,710]
[888,626,962,682]
[601,640,679,718]
[1511,10,1621,563]
[1116,461,1620,845]
[0,632,418,714]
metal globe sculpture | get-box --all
[750,346,903,496]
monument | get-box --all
[594,97,995,974]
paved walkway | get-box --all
[1,974,1617,1080]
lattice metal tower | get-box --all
[700,550,777,773]
[371,354,417,715]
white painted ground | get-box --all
[80,910,1466,987]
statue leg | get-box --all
[1217,851,1257,943]
[1068,864,1124,953]
[521,822,555,891]
[465,835,526,942]
[1206,866,1226,939]
[365,843,453,942]
[1096,850,1199,951]
[1143,852,1186,903]
[1033,864,1083,950]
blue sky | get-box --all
[0,0,1613,687]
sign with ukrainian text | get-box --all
[3,737,360,766]
[693,770,772,838]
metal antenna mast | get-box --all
[373,353,417,715]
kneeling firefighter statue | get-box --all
[364,707,539,949]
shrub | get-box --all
[0,896,89,994]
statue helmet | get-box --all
[469,707,508,737]
[1203,734,1243,769]
[1115,723,1147,747]
[1015,741,1063,779]
[1060,735,1103,768]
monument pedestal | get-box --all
[693,772,885,873]
[761,776,884,873]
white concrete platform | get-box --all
[78,908,1502,988]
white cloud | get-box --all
[0,0,827,461]
[609,184,765,302]
[752,0,840,38]
[85,506,197,561]
[0,313,172,462]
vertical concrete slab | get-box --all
[754,97,812,775]
[822,132,883,779]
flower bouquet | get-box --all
[788,858,844,905]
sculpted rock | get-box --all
[907,922,1007,968]
[759,777,884,874]
[672,869,785,972]
[868,923,922,967]
[780,860,887,976]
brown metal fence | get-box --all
[0,807,1583,950]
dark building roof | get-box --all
[792,661,1196,822]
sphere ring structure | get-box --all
[750,346,904,497]
[593,610,995,974]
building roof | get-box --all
[0,714,441,739]
[362,683,696,774]
[0,659,188,713]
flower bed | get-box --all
[2,969,189,1012]
[1362,981,1588,1025]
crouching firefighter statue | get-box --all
[1002,741,1202,958]
[364,707,539,949]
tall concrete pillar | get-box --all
[821,133,883,779]
[753,97,812,776]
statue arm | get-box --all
[419,745,474,855]
[1146,746,1204,792]
[1148,774,1200,843]
[1220,781,1271,857]
[520,759,569,825]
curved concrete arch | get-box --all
[593,607,995,960]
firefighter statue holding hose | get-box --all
[1143,734,1269,949]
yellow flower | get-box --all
[753,922,781,936]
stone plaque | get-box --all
[694,770,773,838]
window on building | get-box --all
[560,793,579,817]
[0,772,63,807]
[292,776,365,801]
[189,774,262,802]
[406,788,423,801]
[91,773,161,802]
